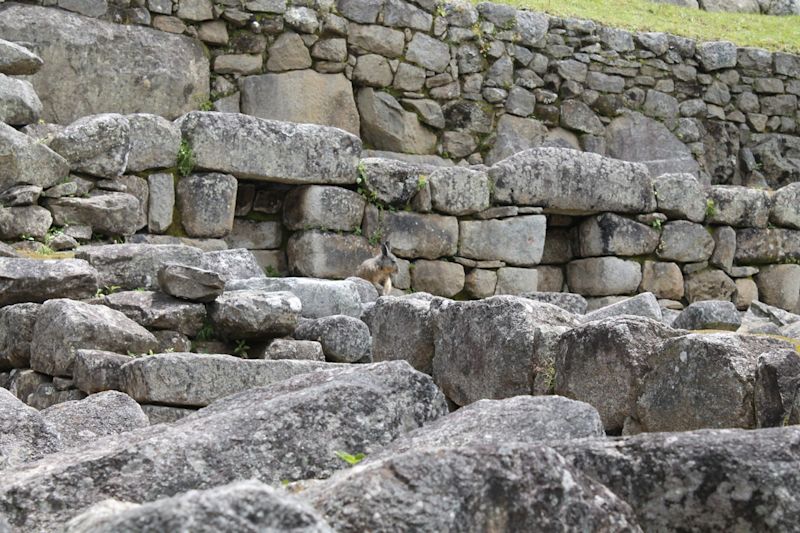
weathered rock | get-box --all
[64,480,333,533]
[581,292,662,323]
[375,396,604,459]
[121,352,339,406]
[0,303,39,370]
[0,205,51,240]
[157,263,224,303]
[484,114,548,165]
[30,299,158,377]
[706,185,770,228]
[49,114,130,178]
[102,291,206,337]
[755,264,800,313]
[684,269,737,303]
[579,213,660,257]
[363,205,458,260]
[46,192,141,236]
[490,147,655,213]
[40,391,149,450]
[0,388,59,469]
[433,296,578,406]
[178,111,361,184]
[494,267,538,295]
[75,244,204,290]
[652,173,706,222]
[5,369,51,405]
[241,71,359,136]
[125,113,181,172]
[226,277,363,319]
[0,258,97,306]
[555,316,682,432]
[0,4,209,123]
[224,218,283,249]
[72,350,133,394]
[634,333,786,432]
[209,290,301,340]
[0,122,69,192]
[257,339,325,361]
[357,88,436,155]
[410,260,465,298]
[294,315,371,363]
[366,295,436,373]
[735,228,785,264]
[567,257,642,296]
[0,362,448,531]
[554,426,800,531]
[357,157,430,206]
[464,268,497,298]
[428,167,490,216]
[697,40,738,71]
[754,348,800,428]
[771,182,800,230]
[656,221,715,262]
[560,99,604,135]
[0,74,41,125]
[0,38,44,75]
[283,185,365,232]
[287,231,375,279]
[0,184,41,207]
[672,300,741,330]
[640,261,685,301]
[459,215,546,265]
[166,175,231,239]
[606,112,698,177]
[308,444,640,532]
[146,172,174,234]
[524,292,588,314]
[200,249,266,283]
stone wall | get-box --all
[1,2,800,317]
[2,0,800,189]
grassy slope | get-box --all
[489,0,800,53]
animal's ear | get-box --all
[381,242,391,255]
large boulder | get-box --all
[241,70,359,136]
[578,213,660,256]
[64,480,333,533]
[227,277,363,319]
[554,316,682,433]
[554,427,800,531]
[373,396,604,459]
[294,315,371,363]
[356,88,437,155]
[458,215,546,265]
[0,74,41,125]
[433,296,578,406]
[102,291,206,337]
[157,263,224,303]
[121,352,336,407]
[209,290,301,340]
[49,114,130,178]
[29,299,159,377]
[199,249,266,283]
[0,4,209,123]
[581,292,662,323]
[0,362,447,531]
[72,350,132,394]
[0,258,97,306]
[0,388,60,469]
[566,257,642,296]
[362,205,458,260]
[178,111,361,184]
[366,295,436,373]
[0,38,43,75]
[287,231,375,279]
[357,157,431,206]
[125,113,181,173]
[175,173,237,238]
[672,300,741,330]
[306,444,640,532]
[40,391,149,450]
[489,147,655,213]
[282,185,366,232]
[605,111,699,177]
[0,303,39,369]
[46,192,142,237]
[75,244,204,290]
[0,121,69,192]
[634,333,791,432]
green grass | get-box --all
[493,0,800,53]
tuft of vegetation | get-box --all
[177,140,196,177]
[199,100,214,111]
[233,339,250,358]
[95,285,122,298]
[417,174,428,192]
[504,0,800,53]
[335,450,366,465]
[195,322,216,342]
[705,198,717,219]
[650,218,662,230]
[264,265,283,277]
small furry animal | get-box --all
[356,241,399,296]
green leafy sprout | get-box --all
[335,451,366,465]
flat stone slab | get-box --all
[0,258,98,306]
[226,277,363,318]
[120,352,341,406]
[489,147,655,214]
[0,4,209,123]
[178,111,361,184]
